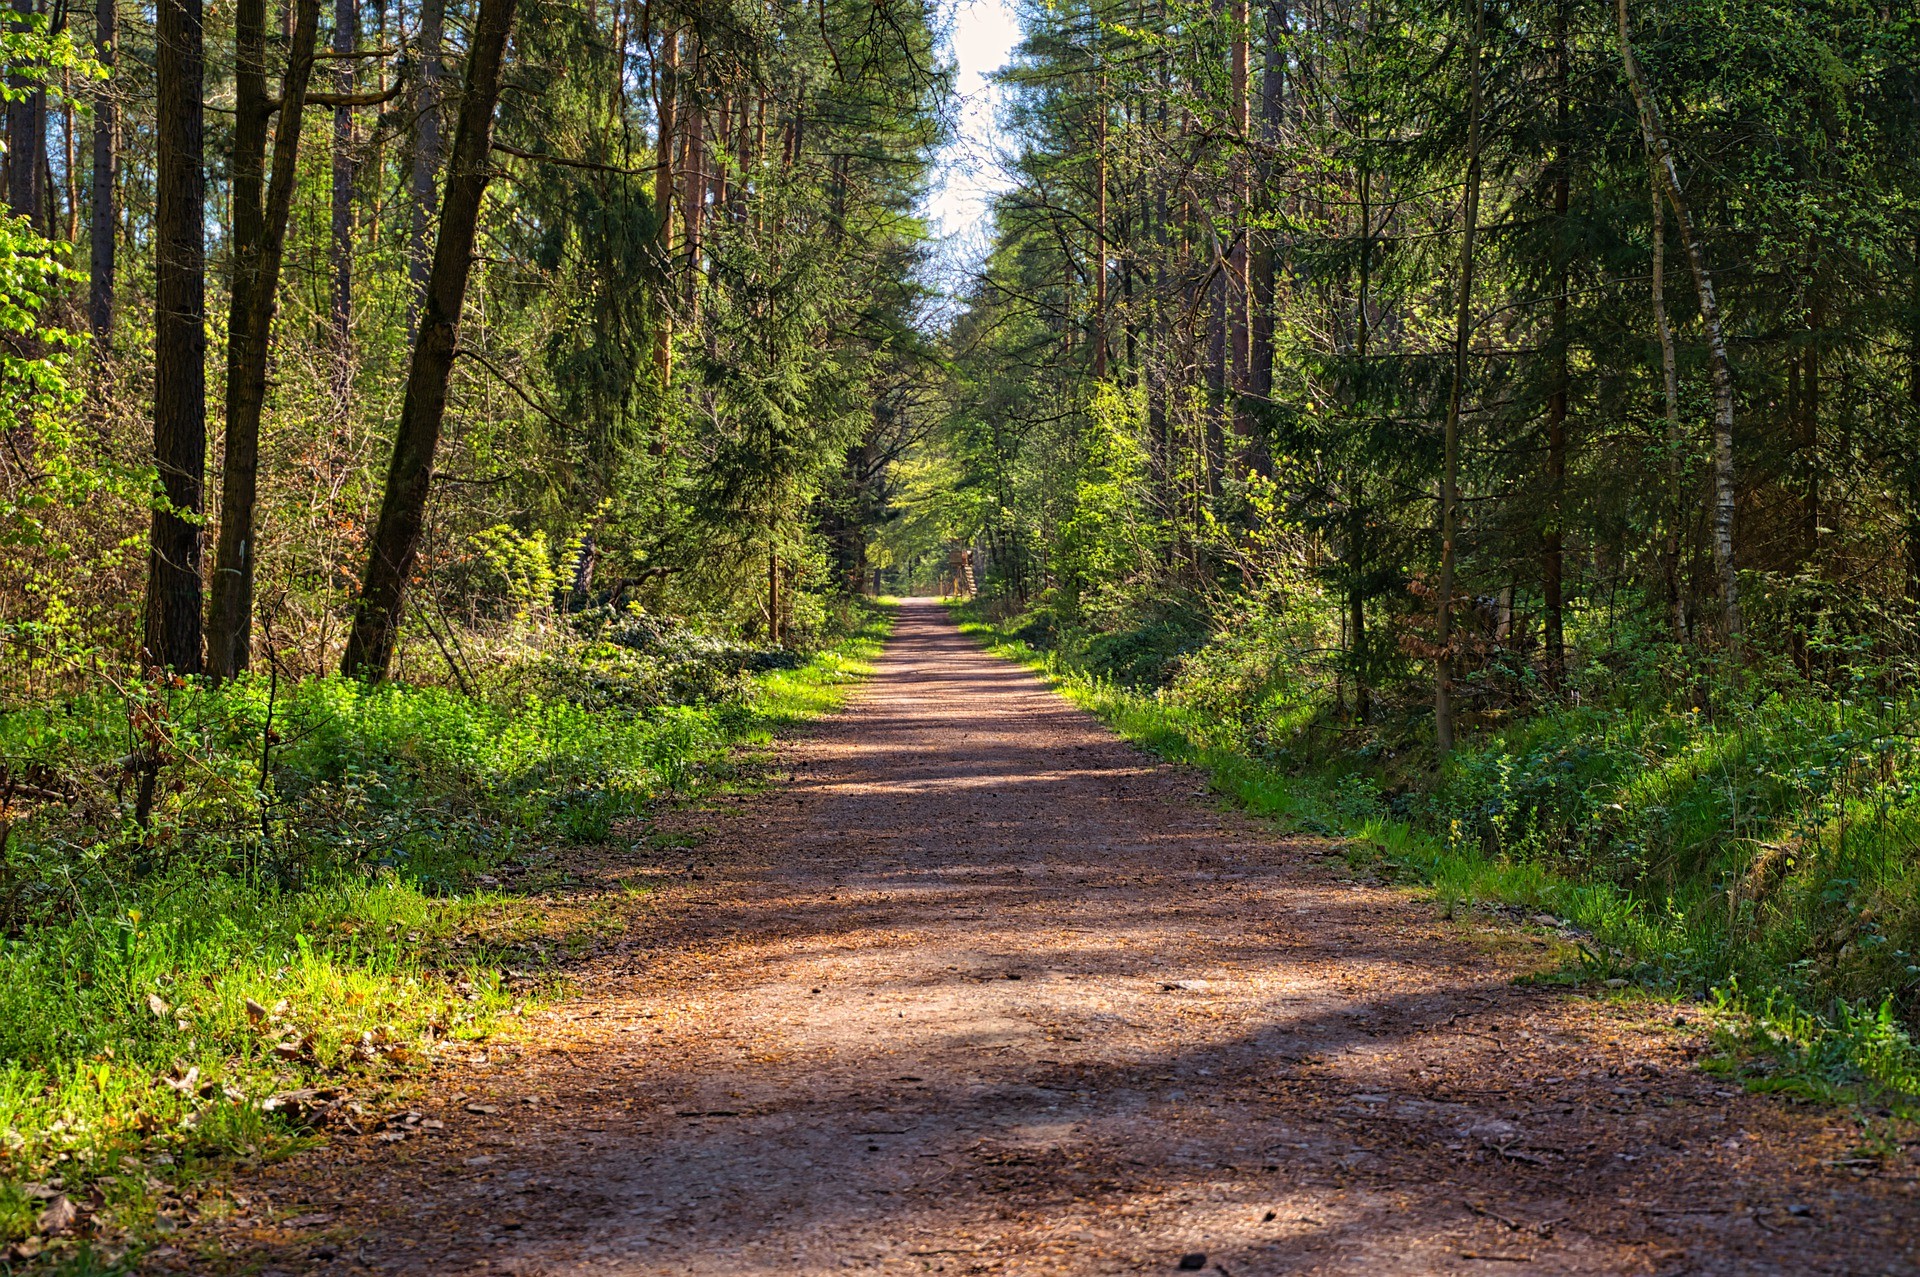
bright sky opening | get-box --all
[921,0,1023,309]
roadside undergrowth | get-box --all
[952,603,1920,1124]
[0,603,890,1270]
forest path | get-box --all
[210,600,1915,1276]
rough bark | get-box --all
[1436,0,1484,758]
[340,0,519,679]
[1616,0,1743,659]
[145,0,207,674]
[87,0,115,343]
[407,0,444,335]
[7,0,45,228]
[205,0,324,680]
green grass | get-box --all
[953,601,1920,1119]
[0,602,891,1267]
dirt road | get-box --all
[203,599,1917,1275]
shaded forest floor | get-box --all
[160,600,1919,1275]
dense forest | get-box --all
[934,0,1920,1098]
[2,0,1919,1254]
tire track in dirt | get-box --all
[191,599,1917,1275]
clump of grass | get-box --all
[0,872,512,1260]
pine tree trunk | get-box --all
[1092,70,1108,380]
[146,0,207,674]
[1206,238,1225,499]
[87,0,115,344]
[1908,229,1920,608]
[683,46,703,321]
[1436,0,1484,757]
[1652,163,1686,643]
[1228,0,1249,448]
[1249,0,1283,404]
[206,0,324,680]
[1802,290,1821,567]
[7,0,45,228]
[60,73,75,241]
[340,0,520,679]
[650,27,679,414]
[407,0,443,336]
[1616,0,1743,659]
[1350,498,1370,724]
[767,541,780,647]
[1541,5,1568,690]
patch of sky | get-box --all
[917,0,1022,324]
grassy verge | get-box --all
[0,603,891,1270]
[951,602,1920,1121]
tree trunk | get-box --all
[340,0,519,680]
[1908,228,1920,609]
[146,0,207,674]
[1436,0,1484,758]
[1249,0,1283,405]
[87,0,115,344]
[1616,0,1743,659]
[712,94,731,210]
[205,0,324,680]
[60,75,75,241]
[1652,161,1686,642]
[1206,236,1225,499]
[330,0,357,347]
[1092,70,1107,379]
[650,27,679,411]
[1228,0,1248,417]
[1802,290,1821,566]
[7,0,45,229]
[767,541,780,646]
[1349,500,1370,724]
[1541,5,1568,689]
[407,0,444,336]
[683,45,703,321]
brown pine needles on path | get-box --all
[182,601,1916,1275]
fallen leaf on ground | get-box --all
[37,1195,77,1236]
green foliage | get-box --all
[0,876,511,1244]
[957,599,1920,1111]
[469,525,561,618]
[0,604,891,1258]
